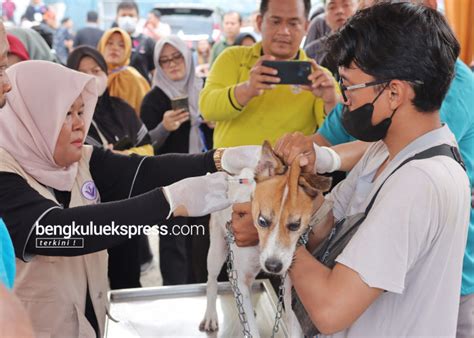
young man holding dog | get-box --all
[275,1,474,336]
[199,0,339,148]
[232,3,470,336]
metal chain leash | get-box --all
[225,221,288,338]
[271,271,288,338]
[224,201,334,337]
[225,221,253,338]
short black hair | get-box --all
[327,2,460,112]
[87,10,98,23]
[260,0,311,18]
[61,17,70,25]
[149,9,162,19]
[117,1,139,15]
[223,11,242,24]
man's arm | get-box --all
[332,141,371,172]
[199,47,245,122]
[312,133,370,172]
[290,249,383,334]
[275,132,370,174]
[199,51,279,122]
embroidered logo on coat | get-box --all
[81,181,98,201]
[291,85,302,95]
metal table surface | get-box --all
[105,279,288,338]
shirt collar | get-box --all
[252,42,304,60]
[377,123,457,173]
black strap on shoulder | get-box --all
[364,144,465,215]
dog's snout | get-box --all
[264,258,283,274]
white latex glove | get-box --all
[162,172,230,218]
[221,145,262,174]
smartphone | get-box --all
[171,96,189,111]
[113,136,133,151]
[262,60,312,85]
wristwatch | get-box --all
[213,148,226,172]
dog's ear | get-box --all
[298,173,332,198]
[255,140,287,182]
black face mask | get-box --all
[341,86,397,142]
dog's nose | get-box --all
[264,258,283,274]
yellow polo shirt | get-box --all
[199,42,329,148]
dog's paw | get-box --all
[199,314,219,332]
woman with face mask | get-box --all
[97,27,150,116]
[0,60,252,337]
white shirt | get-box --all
[323,125,470,337]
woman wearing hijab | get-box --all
[67,46,157,289]
[97,27,150,116]
[7,27,58,62]
[140,36,209,284]
[234,33,257,47]
[67,46,153,156]
[0,60,251,337]
[141,35,205,156]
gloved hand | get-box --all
[162,172,230,218]
[221,145,261,174]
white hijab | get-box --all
[0,61,97,191]
[152,35,204,154]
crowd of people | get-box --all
[0,0,473,337]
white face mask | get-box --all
[117,16,137,34]
[95,73,108,97]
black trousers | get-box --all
[159,216,190,285]
[108,236,142,289]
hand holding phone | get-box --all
[170,96,189,111]
[303,59,339,110]
[233,55,280,106]
[163,108,190,132]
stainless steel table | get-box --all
[105,279,288,337]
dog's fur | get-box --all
[200,141,331,337]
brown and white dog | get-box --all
[200,141,332,337]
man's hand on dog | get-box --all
[275,132,316,173]
[231,202,259,247]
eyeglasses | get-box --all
[338,77,424,102]
[159,53,184,68]
[338,78,392,102]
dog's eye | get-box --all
[287,221,301,232]
[258,215,270,228]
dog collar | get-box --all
[298,199,334,246]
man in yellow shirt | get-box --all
[200,0,340,148]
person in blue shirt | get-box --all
[0,219,15,288]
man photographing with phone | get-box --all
[199,0,339,149]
